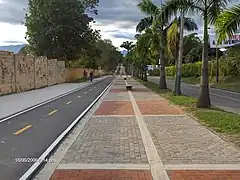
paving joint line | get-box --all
[57,163,150,170]
[164,164,240,170]
[127,80,170,180]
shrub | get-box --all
[149,55,240,77]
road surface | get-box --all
[148,76,240,115]
[0,77,113,180]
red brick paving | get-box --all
[132,88,151,92]
[95,101,135,115]
[168,170,240,180]
[110,89,127,93]
[136,101,184,115]
[50,169,153,180]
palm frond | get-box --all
[162,0,203,19]
[136,16,153,32]
[137,0,161,16]
[216,4,240,43]
[207,0,230,25]
[182,17,198,31]
[167,19,179,58]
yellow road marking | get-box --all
[77,96,81,98]
[14,125,32,135]
[66,101,72,105]
[48,110,58,116]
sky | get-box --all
[0,0,239,50]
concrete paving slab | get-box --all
[144,116,240,164]
[132,92,166,101]
[137,100,184,115]
[110,88,128,93]
[95,101,134,115]
[103,92,130,101]
[60,116,148,164]
[111,85,126,89]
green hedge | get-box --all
[149,56,240,77]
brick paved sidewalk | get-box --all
[41,77,240,180]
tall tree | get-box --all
[25,0,99,60]
[137,0,169,89]
[163,0,230,108]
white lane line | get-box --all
[84,92,87,94]
[19,80,114,180]
[165,164,240,170]
[57,164,150,170]
[128,92,169,179]
[89,89,92,91]
[77,96,81,98]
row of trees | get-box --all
[21,0,122,72]
[122,0,240,108]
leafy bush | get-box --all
[150,55,240,77]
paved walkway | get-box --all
[37,77,240,180]
[0,76,108,119]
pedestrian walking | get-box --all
[90,71,93,82]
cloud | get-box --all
[1,0,240,47]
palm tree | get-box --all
[137,0,168,89]
[137,0,197,89]
[166,15,197,94]
[120,41,135,52]
[163,0,230,108]
[216,4,240,43]
[136,29,158,81]
[120,41,135,74]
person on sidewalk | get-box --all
[89,71,93,82]
[83,70,87,80]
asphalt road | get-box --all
[148,76,240,115]
[0,77,114,180]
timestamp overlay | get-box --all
[15,157,56,163]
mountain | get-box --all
[0,44,26,53]
[121,49,128,56]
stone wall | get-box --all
[0,51,65,96]
[65,68,99,82]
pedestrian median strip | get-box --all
[128,90,170,180]
[48,110,58,116]
[14,125,32,135]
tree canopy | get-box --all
[25,0,99,60]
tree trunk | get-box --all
[197,14,211,108]
[173,15,179,94]
[159,30,167,89]
[175,11,184,95]
[143,59,148,81]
